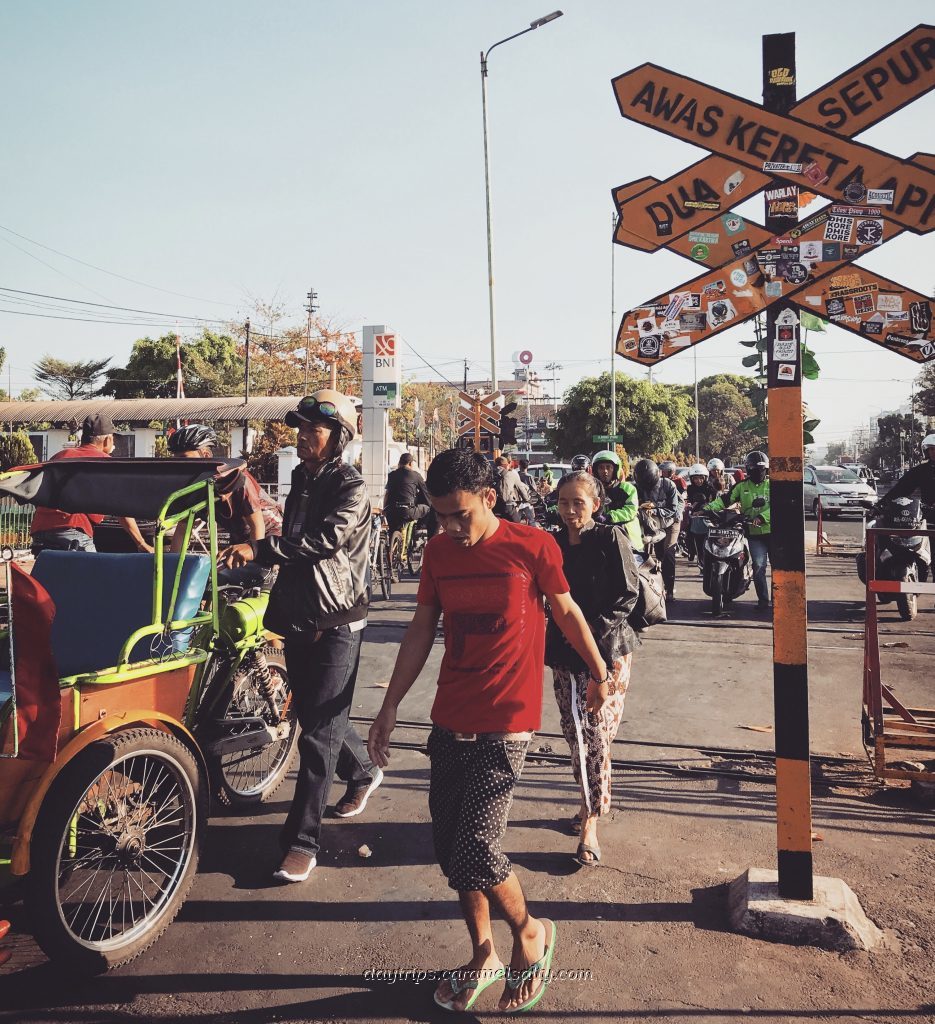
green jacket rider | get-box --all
[591,451,642,549]
[704,477,771,536]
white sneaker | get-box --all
[334,767,384,818]
[274,850,317,883]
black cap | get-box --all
[82,412,116,436]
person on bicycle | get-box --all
[30,413,152,555]
[705,450,771,609]
[591,450,641,551]
[219,390,381,883]
[383,452,433,537]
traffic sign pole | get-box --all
[763,31,813,902]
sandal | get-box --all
[433,962,505,1012]
[567,814,582,836]
[502,919,557,1014]
[574,842,601,867]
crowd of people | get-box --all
[22,390,935,1014]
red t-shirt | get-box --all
[30,444,109,538]
[416,519,569,733]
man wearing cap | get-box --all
[30,413,152,554]
[220,390,380,884]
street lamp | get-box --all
[481,11,563,395]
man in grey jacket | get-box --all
[221,390,382,883]
[633,458,680,601]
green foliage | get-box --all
[104,331,244,399]
[390,381,459,451]
[34,356,111,400]
[153,435,170,459]
[247,422,297,483]
[547,372,693,460]
[0,430,37,470]
[692,378,764,461]
[916,361,935,418]
[16,387,41,402]
[823,441,848,465]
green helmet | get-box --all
[592,450,620,469]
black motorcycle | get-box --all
[697,497,766,615]
[856,497,931,621]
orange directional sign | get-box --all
[612,66,935,235]
[616,205,934,364]
[612,25,935,252]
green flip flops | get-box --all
[433,963,505,1013]
[502,919,557,1014]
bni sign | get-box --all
[372,333,401,408]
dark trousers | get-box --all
[281,625,373,857]
[654,522,680,595]
[385,503,431,535]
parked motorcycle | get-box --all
[697,497,766,615]
[856,497,932,621]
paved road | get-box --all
[3,536,934,1023]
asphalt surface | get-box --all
[2,519,935,1023]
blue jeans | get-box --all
[748,535,770,603]
[31,528,96,554]
[281,625,374,857]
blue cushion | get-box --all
[0,669,11,705]
[32,552,211,677]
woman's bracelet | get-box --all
[591,672,616,694]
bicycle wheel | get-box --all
[389,531,403,583]
[407,531,426,576]
[378,533,392,600]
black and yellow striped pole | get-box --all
[763,31,813,901]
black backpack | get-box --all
[629,555,667,632]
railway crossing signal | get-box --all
[458,390,502,453]
[609,26,934,903]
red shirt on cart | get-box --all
[30,444,110,538]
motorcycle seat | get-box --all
[31,552,211,678]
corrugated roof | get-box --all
[0,397,306,425]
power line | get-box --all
[0,222,240,307]
[0,286,227,323]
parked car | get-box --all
[804,465,877,517]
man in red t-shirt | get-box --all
[369,448,609,1014]
[30,413,151,555]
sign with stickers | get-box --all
[611,25,935,367]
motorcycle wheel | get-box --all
[209,647,298,810]
[711,588,723,616]
[897,591,917,621]
[27,728,203,972]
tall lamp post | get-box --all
[481,10,563,394]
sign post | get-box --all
[361,326,402,506]
[609,25,934,940]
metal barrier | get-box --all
[815,498,865,556]
[863,524,935,783]
[0,497,34,551]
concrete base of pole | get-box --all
[728,868,884,952]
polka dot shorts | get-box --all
[427,726,529,892]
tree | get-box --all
[547,372,692,460]
[823,441,848,465]
[389,381,458,452]
[247,422,297,483]
[33,356,111,400]
[869,413,926,473]
[690,376,763,462]
[916,361,935,419]
[16,388,40,402]
[104,331,244,399]
[0,430,37,471]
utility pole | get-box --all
[304,287,318,393]
[611,211,617,437]
[464,359,469,392]
[545,361,561,412]
[694,344,700,461]
[242,318,251,456]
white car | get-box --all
[804,465,876,517]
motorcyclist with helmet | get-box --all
[885,433,935,507]
[705,450,772,610]
[707,458,735,499]
[632,458,680,600]
[220,390,381,884]
[684,463,716,565]
[591,450,642,551]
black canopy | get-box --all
[0,458,246,518]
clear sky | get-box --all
[1,0,932,449]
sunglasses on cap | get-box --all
[296,397,338,418]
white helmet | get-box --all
[923,433,935,450]
[707,458,725,472]
[689,463,708,477]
